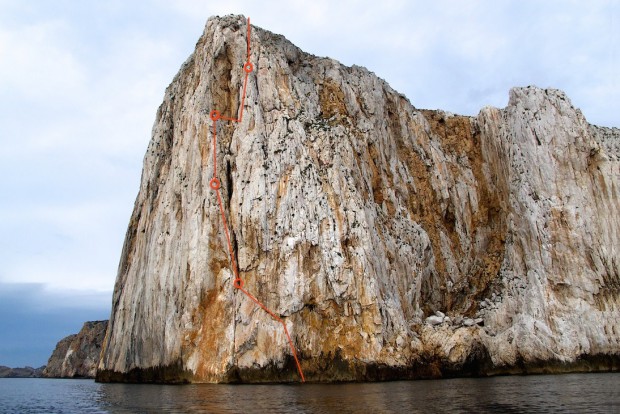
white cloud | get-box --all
[0,199,128,292]
[0,2,194,296]
[0,19,86,101]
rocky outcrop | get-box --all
[97,14,620,383]
[44,321,108,378]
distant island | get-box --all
[0,366,45,378]
[1,320,107,380]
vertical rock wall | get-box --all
[477,89,619,368]
[97,15,620,383]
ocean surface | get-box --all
[0,373,618,413]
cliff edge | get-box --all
[97,15,620,383]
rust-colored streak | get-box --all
[417,109,507,314]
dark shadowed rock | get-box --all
[43,321,108,379]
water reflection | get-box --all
[95,373,620,413]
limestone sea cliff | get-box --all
[97,15,619,383]
[44,321,108,379]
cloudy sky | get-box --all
[0,0,617,367]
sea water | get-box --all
[0,373,618,413]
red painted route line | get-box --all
[208,17,305,383]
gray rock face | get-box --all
[44,321,108,378]
[97,14,620,383]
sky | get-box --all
[0,0,618,368]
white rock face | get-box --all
[477,87,620,368]
[97,15,620,383]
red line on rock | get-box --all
[209,17,305,383]
[215,189,240,281]
[237,71,249,122]
[212,122,218,178]
[238,287,306,382]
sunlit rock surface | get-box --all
[97,15,620,383]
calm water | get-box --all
[0,373,618,413]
